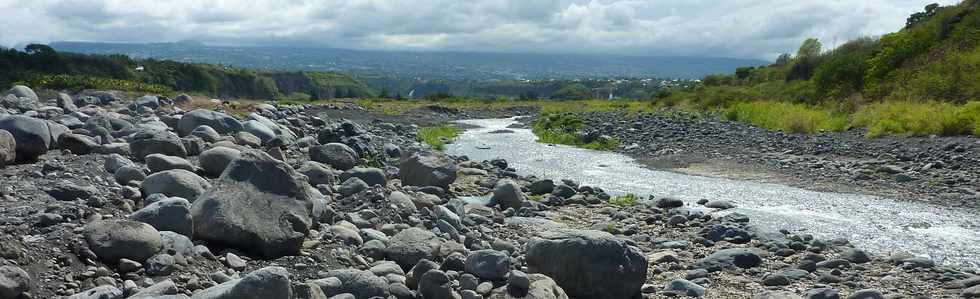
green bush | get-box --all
[417,125,462,150]
[532,113,620,150]
[609,194,639,206]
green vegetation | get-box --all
[0,45,373,99]
[417,125,463,150]
[532,113,620,150]
[659,0,980,137]
[724,101,849,134]
[853,101,980,137]
[609,194,640,207]
[528,194,545,202]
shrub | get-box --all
[609,194,639,206]
[532,113,620,150]
[417,125,462,150]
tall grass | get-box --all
[417,125,462,150]
[532,113,620,150]
[853,101,980,137]
[723,101,849,134]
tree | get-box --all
[735,67,755,80]
[24,44,55,56]
[796,38,822,59]
[550,83,590,100]
[775,53,792,66]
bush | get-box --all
[417,125,462,150]
[609,194,639,206]
[532,113,620,150]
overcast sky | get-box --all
[0,0,958,60]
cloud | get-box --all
[0,0,960,59]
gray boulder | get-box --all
[146,154,195,173]
[83,220,162,263]
[0,265,30,299]
[528,179,555,195]
[340,167,386,187]
[418,270,460,299]
[132,95,161,110]
[491,180,524,210]
[57,93,78,112]
[465,250,510,280]
[130,197,193,237]
[0,115,50,161]
[68,285,123,299]
[387,228,443,270]
[310,143,358,171]
[199,146,241,177]
[178,109,243,136]
[58,133,100,155]
[399,151,457,188]
[7,85,37,102]
[319,269,389,298]
[129,279,179,298]
[693,248,763,272]
[297,161,339,186]
[190,125,221,142]
[190,266,291,299]
[525,229,647,299]
[190,150,318,259]
[130,130,187,161]
[242,120,276,144]
[846,290,884,299]
[141,169,211,201]
[663,279,705,297]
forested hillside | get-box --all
[0,45,375,99]
[664,0,980,136]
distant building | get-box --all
[135,66,145,71]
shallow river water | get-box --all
[445,118,980,269]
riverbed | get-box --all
[445,117,980,269]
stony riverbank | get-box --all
[0,86,977,299]
[516,111,980,209]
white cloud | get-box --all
[0,0,960,59]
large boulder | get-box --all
[145,154,195,173]
[386,227,443,270]
[6,85,37,102]
[0,115,50,161]
[190,150,318,259]
[130,197,193,237]
[199,146,241,177]
[297,161,339,186]
[318,269,390,298]
[58,133,100,155]
[465,250,511,280]
[131,95,161,110]
[83,220,162,263]
[340,167,387,187]
[693,248,763,272]
[491,180,524,210]
[68,286,123,299]
[141,169,211,201]
[242,120,276,145]
[310,143,358,171]
[525,229,647,299]
[178,109,243,137]
[190,266,291,299]
[0,265,31,299]
[399,151,457,188]
[130,130,187,161]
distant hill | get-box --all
[49,42,768,80]
[0,45,374,99]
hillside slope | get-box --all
[0,45,375,99]
[663,0,980,136]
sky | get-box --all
[0,0,959,60]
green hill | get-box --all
[0,45,374,99]
[663,0,980,137]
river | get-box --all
[445,117,980,269]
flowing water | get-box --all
[445,118,980,269]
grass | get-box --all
[532,113,620,151]
[417,124,462,150]
[852,101,980,137]
[528,194,545,202]
[609,193,640,207]
[723,101,849,134]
